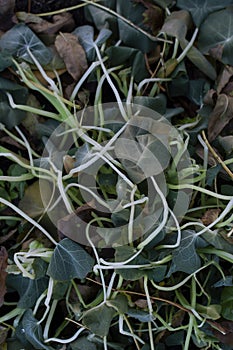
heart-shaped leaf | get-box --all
[0,23,52,65]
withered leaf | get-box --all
[216,65,233,94]
[208,94,233,142]
[16,12,75,35]
[160,10,192,40]
[55,32,88,81]
[143,5,164,35]
[209,44,224,63]
[0,246,8,307]
[212,320,233,346]
[201,209,221,226]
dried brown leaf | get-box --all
[201,209,221,226]
[161,10,192,40]
[208,94,233,142]
[203,89,217,106]
[217,65,233,94]
[16,12,75,35]
[209,44,224,63]
[143,5,164,35]
[0,246,8,307]
[212,320,233,346]
[55,32,88,81]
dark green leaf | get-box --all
[202,229,233,254]
[198,8,233,65]
[82,303,116,337]
[0,50,12,71]
[133,94,167,114]
[117,1,156,53]
[0,77,28,129]
[47,238,94,281]
[107,294,128,314]
[177,0,233,27]
[20,310,50,349]
[6,275,48,309]
[127,308,153,323]
[221,287,233,320]
[168,230,201,275]
[180,39,217,80]
[106,47,149,82]
[84,1,117,32]
[73,25,112,61]
[0,24,52,65]
[70,336,97,350]
[213,276,233,288]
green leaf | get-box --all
[82,303,116,337]
[84,1,117,32]
[71,336,97,350]
[134,94,167,114]
[221,287,233,320]
[202,229,233,254]
[0,50,12,71]
[180,39,217,80]
[127,308,153,323]
[0,77,28,129]
[0,24,52,65]
[107,294,128,314]
[73,25,112,61]
[198,8,233,65]
[20,310,50,349]
[177,0,233,27]
[168,230,201,275]
[6,275,48,309]
[106,46,149,82]
[19,180,52,218]
[117,1,156,53]
[47,238,94,281]
[196,304,221,320]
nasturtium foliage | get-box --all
[198,8,233,65]
[73,25,112,61]
[177,0,233,27]
[0,24,52,65]
[0,77,28,129]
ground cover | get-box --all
[0,1,233,349]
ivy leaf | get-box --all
[19,180,52,218]
[82,303,116,337]
[177,0,233,27]
[6,275,48,309]
[18,310,50,350]
[168,230,201,275]
[47,238,94,281]
[0,24,52,65]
